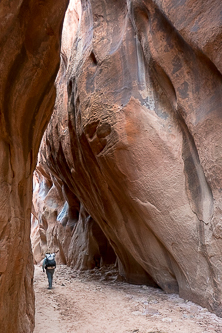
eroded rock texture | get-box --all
[32,162,116,269]
[33,0,222,315]
[31,1,116,271]
[0,1,68,332]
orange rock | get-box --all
[0,0,68,332]
[33,0,222,317]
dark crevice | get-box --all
[67,79,73,95]
[179,113,213,224]
[90,51,97,66]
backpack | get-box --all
[45,253,56,268]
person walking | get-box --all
[42,251,56,289]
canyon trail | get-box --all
[34,265,222,333]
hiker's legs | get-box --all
[46,269,54,288]
[46,270,52,288]
[51,269,54,286]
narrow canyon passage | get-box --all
[1,0,221,331]
[34,265,222,333]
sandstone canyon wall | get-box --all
[32,0,222,316]
[0,1,68,332]
[31,1,116,272]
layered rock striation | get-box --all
[0,0,68,332]
[33,0,222,316]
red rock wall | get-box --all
[0,1,68,332]
[33,0,222,316]
[32,158,116,269]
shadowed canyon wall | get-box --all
[31,0,117,272]
[32,163,116,269]
[0,0,68,332]
[32,0,222,316]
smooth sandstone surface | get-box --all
[32,0,222,317]
[0,0,68,332]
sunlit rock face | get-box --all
[34,0,222,315]
[0,0,68,332]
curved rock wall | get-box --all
[0,1,68,332]
[32,162,116,269]
[33,0,222,315]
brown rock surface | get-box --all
[32,163,116,269]
[0,0,68,332]
[33,0,222,316]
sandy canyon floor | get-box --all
[34,265,222,333]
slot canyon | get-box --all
[0,0,222,332]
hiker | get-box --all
[42,252,56,289]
